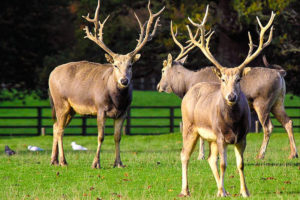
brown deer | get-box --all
[157,20,298,160]
[48,0,164,168]
[178,6,275,197]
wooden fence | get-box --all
[0,106,299,136]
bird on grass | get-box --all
[28,145,44,151]
[5,145,16,156]
[71,142,87,151]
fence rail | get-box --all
[0,106,299,136]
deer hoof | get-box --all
[178,192,190,197]
[59,161,68,166]
[288,153,298,159]
[50,159,59,166]
[197,154,205,160]
[113,161,125,168]
[217,189,228,197]
[256,154,265,160]
[240,189,250,197]
[92,161,101,169]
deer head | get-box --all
[83,0,164,88]
[157,21,197,93]
[186,5,275,105]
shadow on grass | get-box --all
[263,191,300,195]
[8,148,182,155]
[246,162,300,167]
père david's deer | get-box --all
[49,0,164,168]
[178,6,275,197]
[157,19,298,160]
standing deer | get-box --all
[49,0,164,168]
[178,6,275,197]
[157,21,298,160]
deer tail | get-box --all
[48,90,56,121]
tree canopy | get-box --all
[0,0,299,100]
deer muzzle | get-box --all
[118,77,130,88]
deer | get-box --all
[48,0,164,168]
[178,6,275,197]
[157,20,298,161]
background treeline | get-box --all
[0,0,299,100]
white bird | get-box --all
[28,145,44,151]
[71,142,87,151]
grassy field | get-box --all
[0,91,299,135]
[0,133,300,200]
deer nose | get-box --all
[120,78,129,86]
[227,93,237,102]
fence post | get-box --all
[151,78,156,90]
[37,107,42,136]
[125,108,131,135]
[255,120,259,133]
[170,107,174,133]
[82,117,87,136]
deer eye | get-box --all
[221,79,225,82]
[162,69,165,73]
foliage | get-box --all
[0,133,300,199]
[0,0,299,100]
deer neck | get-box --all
[108,70,132,109]
[169,65,193,98]
[218,92,242,123]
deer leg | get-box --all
[92,111,105,169]
[254,104,272,159]
[179,129,199,197]
[207,142,220,188]
[56,112,69,166]
[113,115,126,168]
[50,103,73,166]
[51,122,59,165]
[271,103,298,159]
[217,141,228,197]
[197,137,205,160]
[234,139,250,197]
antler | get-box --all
[237,12,275,70]
[82,0,116,57]
[186,5,224,70]
[171,21,200,61]
[129,0,165,56]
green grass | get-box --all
[0,91,299,135]
[0,133,300,199]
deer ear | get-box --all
[105,54,114,64]
[212,68,222,78]
[132,54,141,63]
[242,67,251,76]
[178,55,188,65]
[163,60,168,68]
[167,53,173,64]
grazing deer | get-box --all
[48,0,164,168]
[178,6,275,197]
[157,21,298,160]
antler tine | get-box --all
[238,11,275,69]
[130,0,165,56]
[186,5,224,70]
[98,15,110,41]
[82,0,116,57]
[148,17,161,41]
[171,21,197,61]
[134,12,145,47]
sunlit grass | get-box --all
[0,133,299,199]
